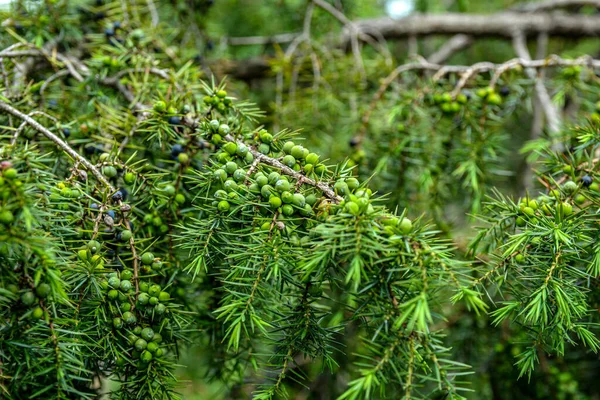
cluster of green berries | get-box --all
[98,266,171,365]
[48,181,83,210]
[514,179,590,227]
[4,281,50,320]
[475,87,502,105]
[433,91,469,114]
[205,119,234,146]
[203,89,232,112]
[0,166,19,225]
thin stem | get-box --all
[0,100,115,191]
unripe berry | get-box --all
[153,101,166,112]
[103,166,118,178]
[563,180,578,193]
[218,200,231,212]
[141,327,155,341]
[32,306,44,319]
[283,141,295,154]
[21,291,36,306]
[0,210,13,224]
[283,155,296,168]
[135,338,148,351]
[158,291,170,302]
[113,317,123,329]
[398,218,413,234]
[107,289,119,300]
[141,253,154,265]
[269,196,282,208]
[35,283,51,298]
[148,284,161,297]
[291,146,304,159]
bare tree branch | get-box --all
[350,12,600,42]
[427,34,473,65]
[226,32,301,46]
[512,31,561,135]
[513,0,600,12]
[0,100,115,191]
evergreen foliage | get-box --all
[1,1,600,399]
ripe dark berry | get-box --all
[499,86,510,96]
[112,191,123,202]
[107,210,116,219]
[168,116,181,125]
[171,144,183,156]
[582,175,593,188]
[62,128,71,137]
[113,21,121,29]
[105,28,115,37]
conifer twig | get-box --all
[0,100,115,191]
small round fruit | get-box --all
[140,350,153,363]
[292,193,306,207]
[515,254,525,263]
[108,277,121,289]
[151,260,163,271]
[218,124,230,135]
[174,193,186,204]
[581,175,593,188]
[153,101,166,112]
[103,166,118,178]
[218,200,231,212]
[0,210,14,224]
[120,280,132,292]
[398,218,413,234]
[305,153,319,165]
[516,217,526,227]
[345,202,360,215]
[123,312,137,324]
[135,338,148,351]
[120,229,132,241]
[291,146,304,159]
[124,172,135,184]
[87,240,101,254]
[283,141,295,154]
[522,207,535,217]
[3,168,18,179]
[141,327,155,341]
[138,293,150,305]
[275,180,291,192]
[346,178,359,190]
[147,341,159,353]
[269,196,282,209]
[21,291,36,306]
[563,181,578,194]
[141,253,154,265]
[282,205,294,216]
[35,283,51,298]
[282,155,296,168]
[32,307,44,319]
[155,304,166,315]
[149,296,159,305]
[108,289,119,300]
[120,302,132,312]
[113,317,123,329]
[575,194,586,205]
[139,282,149,293]
[158,291,170,302]
[148,284,161,297]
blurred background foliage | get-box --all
[2,0,600,399]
